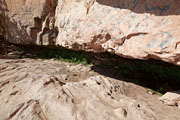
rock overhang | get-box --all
[1,0,180,65]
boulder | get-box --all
[55,0,180,65]
[1,0,180,65]
[159,91,180,109]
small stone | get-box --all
[159,91,180,106]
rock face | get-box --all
[1,59,180,120]
[1,0,180,65]
[55,0,180,65]
[0,0,58,45]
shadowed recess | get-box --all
[96,0,180,16]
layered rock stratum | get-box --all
[1,0,180,65]
[0,59,180,120]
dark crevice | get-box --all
[96,0,180,16]
[123,32,148,40]
[0,81,9,88]
[10,91,19,96]
[6,103,25,120]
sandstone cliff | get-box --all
[1,0,180,65]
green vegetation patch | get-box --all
[18,45,91,65]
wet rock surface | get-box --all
[0,59,180,120]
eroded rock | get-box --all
[55,0,180,65]
[159,91,180,109]
[0,0,58,45]
[1,0,180,65]
[0,59,180,120]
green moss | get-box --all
[147,89,163,96]
[18,45,91,65]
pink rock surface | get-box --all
[1,0,180,65]
[0,0,57,45]
[55,0,180,65]
[159,91,180,108]
[1,59,180,120]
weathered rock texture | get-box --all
[159,91,180,109]
[0,0,58,45]
[1,59,180,120]
[55,0,180,65]
[1,0,180,65]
